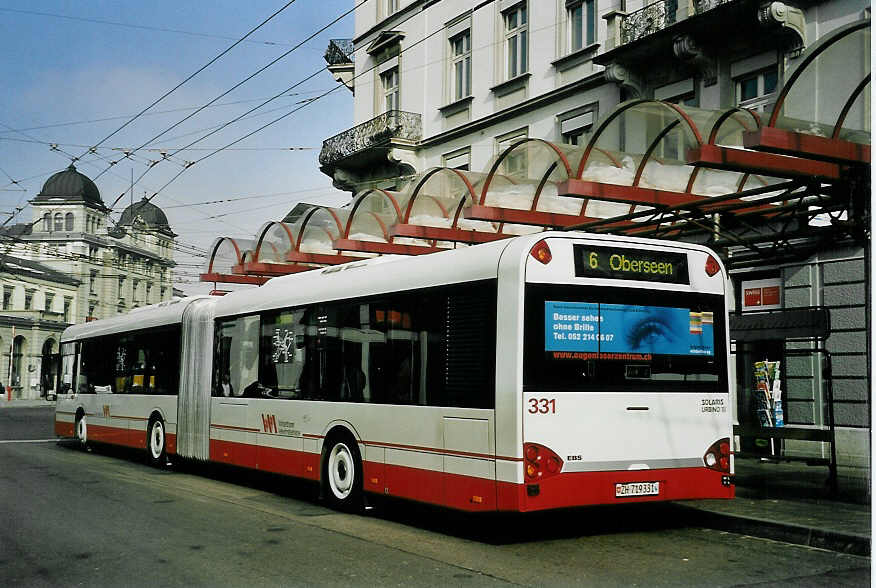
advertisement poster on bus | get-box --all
[544,301,714,357]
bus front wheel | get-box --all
[323,436,363,512]
[147,417,167,467]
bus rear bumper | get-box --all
[499,467,734,512]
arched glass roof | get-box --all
[771,20,870,143]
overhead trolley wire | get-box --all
[79,0,299,167]
[103,0,365,209]
[0,7,301,48]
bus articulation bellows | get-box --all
[55,232,734,512]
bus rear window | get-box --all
[524,284,726,392]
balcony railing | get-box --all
[319,110,422,166]
[693,0,734,15]
[324,39,354,66]
[620,0,677,45]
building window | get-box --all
[2,287,12,310]
[381,67,399,112]
[45,292,54,312]
[54,213,63,232]
[503,3,528,79]
[496,128,529,176]
[43,213,51,232]
[24,289,34,310]
[64,297,72,322]
[88,303,96,319]
[118,275,126,300]
[133,279,140,303]
[568,0,596,52]
[65,212,74,231]
[450,30,472,101]
[736,67,778,112]
[161,287,167,300]
[558,106,596,146]
[146,282,153,303]
[442,147,471,171]
[89,270,98,294]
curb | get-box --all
[672,503,871,556]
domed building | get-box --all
[0,165,176,399]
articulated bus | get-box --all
[55,232,734,512]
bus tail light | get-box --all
[530,240,552,265]
[703,438,731,473]
[523,443,564,482]
[705,254,721,277]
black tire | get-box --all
[146,417,167,467]
[74,413,88,449]
[322,434,363,512]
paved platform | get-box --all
[677,457,871,556]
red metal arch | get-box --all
[293,206,345,251]
[253,221,295,263]
[404,167,478,222]
[481,138,574,205]
[769,19,871,128]
[576,99,705,178]
[343,189,403,240]
[206,236,244,274]
[833,75,871,139]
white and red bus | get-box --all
[55,231,734,512]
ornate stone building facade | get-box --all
[0,164,176,399]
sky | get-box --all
[0,0,355,294]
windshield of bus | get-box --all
[524,284,727,392]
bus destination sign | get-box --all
[573,244,689,284]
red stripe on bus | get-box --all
[211,424,261,433]
[362,439,521,462]
[55,421,74,437]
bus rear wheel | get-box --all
[74,413,88,449]
[323,436,363,512]
[147,418,167,467]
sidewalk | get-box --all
[676,457,871,556]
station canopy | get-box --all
[203,22,868,285]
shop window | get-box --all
[503,2,528,80]
[449,29,472,101]
[568,0,596,52]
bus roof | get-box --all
[60,296,212,342]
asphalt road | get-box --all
[0,406,870,587]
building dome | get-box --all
[33,164,104,206]
[118,197,176,236]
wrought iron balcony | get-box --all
[319,110,422,166]
[324,39,354,66]
[693,0,734,15]
[620,0,677,45]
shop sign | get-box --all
[741,278,782,311]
